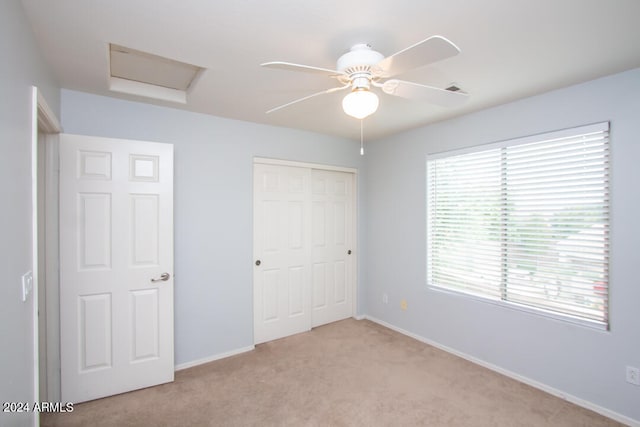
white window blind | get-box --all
[427,122,609,328]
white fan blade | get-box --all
[382,79,468,107]
[374,36,460,78]
[261,61,342,76]
[266,85,350,114]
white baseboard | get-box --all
[364,315,639,427]
[175,345,255,371]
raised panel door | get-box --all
[60,133,174,403]
[253,164,311,344]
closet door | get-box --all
[253,162,356,344]
[253,164,311,344]
[311,170,354,327]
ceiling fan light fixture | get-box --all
[342,89,379,119]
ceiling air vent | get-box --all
[109,44,204,104]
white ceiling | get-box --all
[21,0,640,141]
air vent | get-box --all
[109,44,204,103]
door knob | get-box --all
[150,272,170,283]
[255,260,261,266]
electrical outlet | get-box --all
[400,299,408,311]
[382,293,388,304]
[626,366,640,386]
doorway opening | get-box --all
[32,86,62,408]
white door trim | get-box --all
[252,157,358,339]
[36,89,62,134]
[31,86,62,427]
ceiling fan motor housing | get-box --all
[337,44,385,75]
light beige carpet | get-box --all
[42,319,623,426]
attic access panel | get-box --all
[109,44,204,102]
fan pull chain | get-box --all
[360,119,364,156]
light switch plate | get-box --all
[21,271,33,302]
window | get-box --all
[426,122,610,328]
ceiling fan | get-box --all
[262,35,469,119]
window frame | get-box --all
[426,122,610,330]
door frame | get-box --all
[31,87,62,421]
[252,157,359,337]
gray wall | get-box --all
[364,67,640,422]
[0,1,60,426]
[60,89,366,366]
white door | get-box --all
[253,162,355,344]
[59,134,174,403]
[253,164,311,344]
[310,170,354,327]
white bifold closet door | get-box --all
[253,163,355,344]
